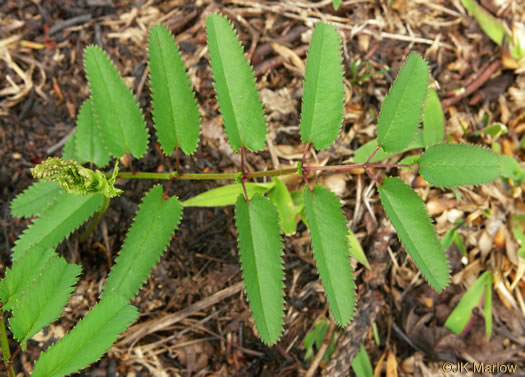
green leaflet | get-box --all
[84,46,148,159]
[148,24,201,156]
[12,193,104,262]
[304,185,356,325]
[0,247,56,311]
[31,294,138,377]
[444,271,493,337]
[102,185,182,300]
[423,88,445,147]
[332,0,342,10]
[352,345,374,377]
[9,255,81,348]
[206,13,267,152]
[76,98,110,167]
[378,177,450,292]
[303,320,336,362]
[235,193,284,344]
[182,182,274,207]
[354,129,425,163]
[419,144,500,187]
[461,0,505,46]
[377,53,429,153]
[300,23,345,150]
[500,155,525,183]
[348,230,370,270]
[268,177,297,235]
[10,181,64,218]
[62,131,78,161]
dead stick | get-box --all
[118,281,244,345]
[441,60,501,108]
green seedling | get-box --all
[3,14,503,377]
[352,345,374,377]
[444,271,493,339]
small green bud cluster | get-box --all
[31,157,122,198]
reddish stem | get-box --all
[365,168,381,186]
[366,144,382,164]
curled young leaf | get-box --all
[31,157,122,198]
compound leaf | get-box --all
[12,193,104,262]
[31,293,138,377]
[419,144,500,187]
[10,181,64,218]
[0,247,56,311]
[206,13,267,152]
[76,98,110,167]
[235,193,284,344]
[304,185,356,325]
[102,185,182,300]
[423,88,445,147]
[148,24,201,155]
[378,177,450,291]
[84,45,148,159]
[182,182,274,207]
[300,23,345,150]
[9,255,81,348]
[377,53,429,153]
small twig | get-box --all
[48,14,92,36]
[441,60,501,108]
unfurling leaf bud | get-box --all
[31,157,122,198]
